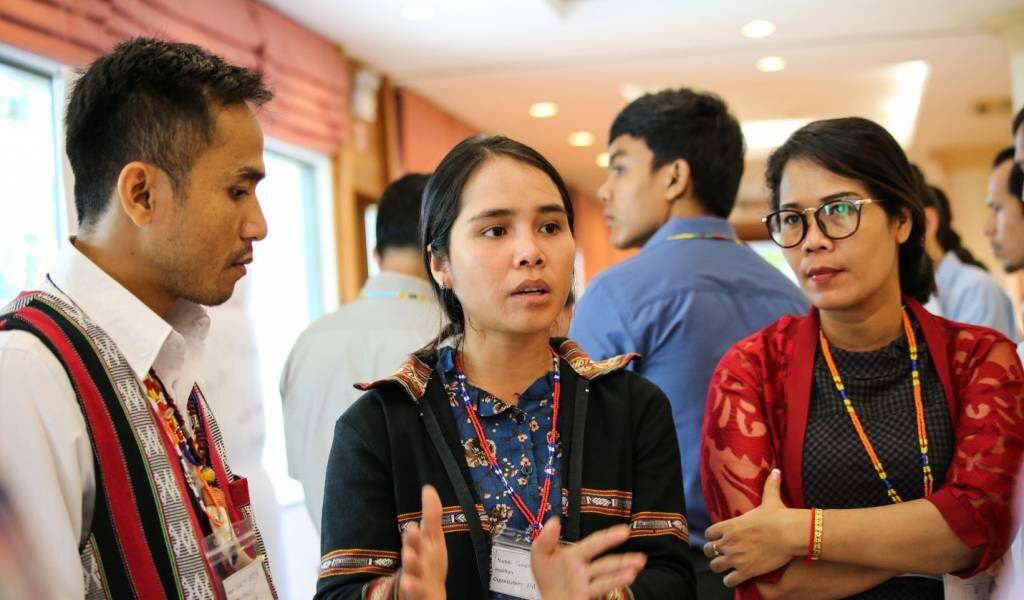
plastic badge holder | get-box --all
[203,516,273,599]
[490,527,574,600]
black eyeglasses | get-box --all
[762,197,876,248]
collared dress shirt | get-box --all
[280,272,441,528]
[931,251,1018,341]
[0,242,212,599]
[570,216,808,547]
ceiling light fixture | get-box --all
[401,3,434,21]
[529,102,559,118]
[742,119,811,151]
[756,56,786,72]
[568,131,595,147]
[742,20,776,38]
[596,152,610,168]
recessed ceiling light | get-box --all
[742,119,811,151]
[529,102,559,118]
[756,56,786,72]
[568,131,595,147]
[742,20,776,38]
[596,152,610,168]
[401,3,434,21]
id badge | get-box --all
[203,515,274,599]
[490,528,571,600]
[942,572,993,599]
[223,555,274,600]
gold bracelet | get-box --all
[811,508,824,560]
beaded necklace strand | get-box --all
[666,232,742,244]
[454,350,560,540]
[819,308,933,503]
[143,372,228,528]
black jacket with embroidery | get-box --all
[314,339,696,600]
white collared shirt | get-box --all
[280,272,441,529]
[0,242,210,599]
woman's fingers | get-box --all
[574,524,631,561]
[709,554,733,574]
[723,567,754,588]
[586,567,641,598]
[586,552,645,581]
[532,517,561,562]
[420,485,444,544]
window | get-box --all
[0,53,66,304]
[249,142,338,505]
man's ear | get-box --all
[664,158,692,202]
[115,161,162,227]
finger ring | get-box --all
[712,542,722,557]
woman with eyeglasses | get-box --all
[699,117,1023,599]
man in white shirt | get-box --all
[0,38,276,598]
[281,174,441,529]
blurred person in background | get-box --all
[281,173,440,529]
[569,87,807,600]
[917,173,1017,340]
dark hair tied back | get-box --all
[413,135,574,364]
[764,117,934,303]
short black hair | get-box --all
[375,173,430,255]
[1013,105,1024,137]
[993,147,1024,205]
[609,88,745,218]
[65,37,272,227]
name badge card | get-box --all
[490,528,572,600]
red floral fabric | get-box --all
[700,297,1024,598]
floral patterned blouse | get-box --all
[437,346,563,540]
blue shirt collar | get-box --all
[641,216,737,252]
[436,346,553,417]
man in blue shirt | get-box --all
[570,88,808,598]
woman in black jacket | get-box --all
[316,135,695,600]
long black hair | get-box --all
[414,135,575,363]
[765,117,934,303]
[920,182,988,271]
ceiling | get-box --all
[264,0,1020,210]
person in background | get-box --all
[701,117,1022,599]
[281,173,440,529]
[0,38,277,597]
[918,175,1017,340]
[569,87,807,600]
[316,135,695,599]
[984,147,1024,347]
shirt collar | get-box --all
[360,272,435,298]
[934,251,958,291]
[47,241,210,382]
[435,346,553,417]
[641,216,736,252]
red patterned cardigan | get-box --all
[700,297,1024,599]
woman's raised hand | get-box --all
[531,517,646,600]
[399,485,448,600]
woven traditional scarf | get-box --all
[0,291,274,600]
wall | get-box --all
[397,89,478,174]
[0,0,350,154]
